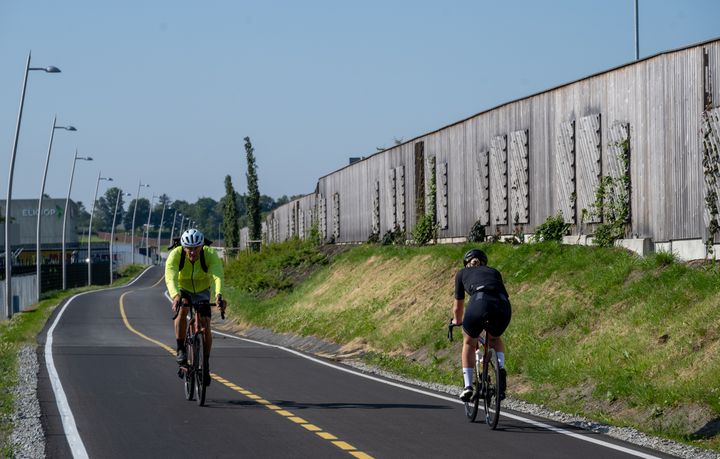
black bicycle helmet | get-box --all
[463,248,487,267]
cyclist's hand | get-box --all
[172,295,181,312]
[216,295,226,319]
[171,295,182,320]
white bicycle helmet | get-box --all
[180,228,204,248]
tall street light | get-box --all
[36,116,76,302]
[169,209,179,245]
[144,194,156,263]
[87,172,112,286]
[156,199,167,263]
[109,191,130,285]
[171,212,182,242]
[4,52,60,319]
[130,181,150,265]
[61,150,92,290]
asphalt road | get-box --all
[38,266,673,458]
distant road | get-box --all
[38,266,671,458]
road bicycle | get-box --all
[172,300,224,406]
[448,319,502,429]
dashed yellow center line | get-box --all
[119,291,374,458]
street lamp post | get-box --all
[61,150,92,290]
[87,172,112,286]
[36,116,75,302]
[130,181,149,265]
[156,200,167,263]
[144,195,156,263]
[109,191,130,285]
[4,52,60,319]
[169,210,179,244]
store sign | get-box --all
[21,207,60,217]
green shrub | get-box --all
[532,213,570,242]
[381,226,406,245]
[467,220,486,242]
[412,214,438,245]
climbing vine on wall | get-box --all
[702,109,720,254]
[592,138,631,247]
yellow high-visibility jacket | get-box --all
[165,245,224,299]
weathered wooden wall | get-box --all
[246,39,720,247]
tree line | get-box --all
[76,137,297,247]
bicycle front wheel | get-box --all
[184,338,195,401]
[195,332,207,406]
[483,348,501,429]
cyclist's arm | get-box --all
[453,298,464,326]
[165,247,182,299]
[453,270,465,325]
[205,247,225,298]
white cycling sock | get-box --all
[497,352,505,369]
[462,368,473,387]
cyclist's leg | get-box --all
[462,332,479,369]
[460,296,485,400]
[174,297,190,364]
[486,298,511,398]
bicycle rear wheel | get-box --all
[195,332,207,406]
[464,366,481,422]
[483,349,501,429]
[184,337,195,401]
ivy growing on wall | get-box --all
[592,138,631,247]
[413,157,439,245]
[702,109,720,254]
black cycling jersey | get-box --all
[454,266,509,301]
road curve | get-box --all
[37,266,673,458]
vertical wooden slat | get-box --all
[509,129,530,224]
[576,114,602,223]
[476,150,490,225]
[490,135,508,225]
[555,120,576,223]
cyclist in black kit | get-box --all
[452,248,511,402]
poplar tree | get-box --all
[244,136,261,250]
[223,175,239,251]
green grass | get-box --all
[0,264,148,456]
[225,240,720,453]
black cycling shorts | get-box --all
[462,292,512,339]
[179,289,212,318]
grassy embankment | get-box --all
[223,239,720,452]
[0,264,146,456]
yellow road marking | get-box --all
[350,452,375,459]
[119,290,374,458]
[151,276,165,288]
[333,441,355,451]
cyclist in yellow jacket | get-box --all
[165,228,225,378]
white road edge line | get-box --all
[45,266,154,459]
[211,328,662,459]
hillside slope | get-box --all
[223,240,720,452]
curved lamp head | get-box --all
[65,126,77,131]
[44,66,61,73]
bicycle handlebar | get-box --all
[171,302,225,321]
[447,318,461,342]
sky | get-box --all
[0,0,719,211]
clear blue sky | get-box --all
[1,0,718,210]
